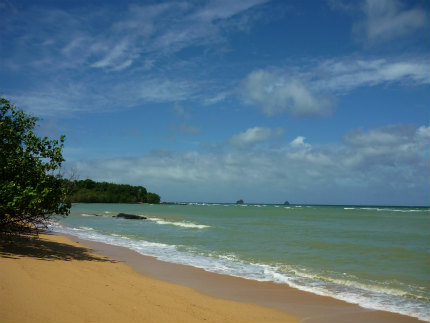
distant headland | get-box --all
[67,179,160,204]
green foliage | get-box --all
[0,97,71,235]
[146,192,161,204]
[68,179,160,204]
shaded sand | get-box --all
[0,233,298,323]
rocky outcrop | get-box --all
[113,213,147,220]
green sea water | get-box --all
[51,203,430,321]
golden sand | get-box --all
[0,233,298,323]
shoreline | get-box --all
[65,233,424,323]
[0,232,298,323]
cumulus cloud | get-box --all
[290,136,311,149]
[70,124,430,205]
[240,69,335,117]
[238,56,429,118]
[342,125,430,170]
[228,126,284,147]
[355,0,429,43]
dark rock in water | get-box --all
[284,201,290,205]
[113,213,147,220]
[236,199,244,204]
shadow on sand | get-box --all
[0,233,116,263]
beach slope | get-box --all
[0,233,298,323]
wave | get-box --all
[376,208,428,213]
[48,222,429,322]
[147,217,210,229]
[343,207,429,213]
[78,226,95,231]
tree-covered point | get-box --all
[67,179,161,204]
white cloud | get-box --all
[228,126,284,147]
[290,136,311,149]
[1,1,272,117]
[1,1,267,74]
[70,124,430,205]
[203,92,229,105]
[193,0,267,21]
[239,56,429,119]
[9,76,196,117]
[238,55,429,118]
[240,69,335,117]
[131,78,195,103]
[341,125,430,170]
[356,0,429,43]
[317,58,430,92]
[415,126,430,143]
[90,39,136,71]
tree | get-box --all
[0,97,71,235]
[146,192,160,204]
[67,179,159,204]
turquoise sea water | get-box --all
[50,203,430,321]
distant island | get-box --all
[236,199,244,204]
[67,179,160,204]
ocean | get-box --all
[50,203,430,321]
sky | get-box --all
[1,0,429,205]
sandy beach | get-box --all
[0,233,424,323]
[0,233,297,323]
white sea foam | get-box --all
[147,217,210,229]
[378,208,427,213]
[81,213,95,217]
[79,226,95,231]
[359,207,428,213]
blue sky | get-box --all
[1,0,429,205]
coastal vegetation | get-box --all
[67,179,160,204]
[0,97,161,235]
[0,97,70,235]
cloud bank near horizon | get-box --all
[70,124,430,205]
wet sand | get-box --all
[74,235,425,323]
